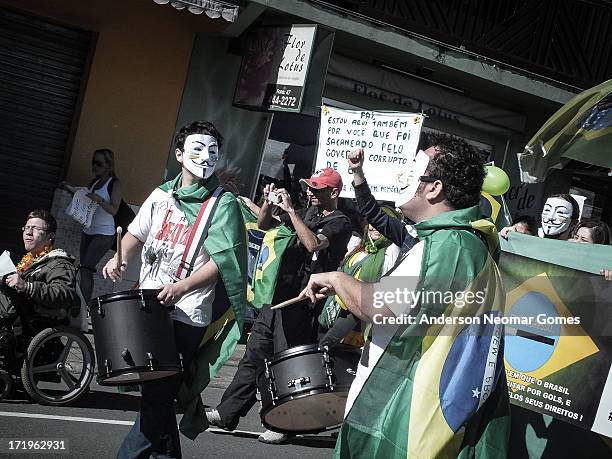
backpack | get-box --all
[109,179,135,251]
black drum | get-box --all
[90,289,182,386]
[257,344,360,434]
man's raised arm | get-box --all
[349,148,415,250]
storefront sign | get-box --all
[234,24,317,112]
[315,105,423,201]
[326,54,527,136]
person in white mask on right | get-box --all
[538,194,580,240]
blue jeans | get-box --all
[117,320,206,459]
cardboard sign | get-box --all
[315,105,423,201]
[66,188,98,228]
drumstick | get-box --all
[270,288,330,310]
[270,295,305,310]
[116,227,123,280]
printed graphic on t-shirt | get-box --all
[142,202,194,284]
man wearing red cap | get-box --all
[206,167,352,443]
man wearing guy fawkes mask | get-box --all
[346,133,440,260]
[102,121,247,458]
[539,194,580,240]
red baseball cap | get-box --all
[300,168,343,190]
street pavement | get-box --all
[0,339,337,458]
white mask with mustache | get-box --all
[395,150,430,208]
[541,197,573,236]
[182,134,219,179]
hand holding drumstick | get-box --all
[102,227,128,282]
[271,276,334,310]
[271,288,331,310]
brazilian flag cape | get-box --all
[158,174,248,440]
[335,206,510,458]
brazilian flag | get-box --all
[519,80,612,183]
[500,233,612,457]
[239,198,295,308]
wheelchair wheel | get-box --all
[21,326,95,406]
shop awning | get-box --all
[152,0,239,22]
[519,80,612,183]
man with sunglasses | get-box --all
[1,210,78,332]
[302,134,510,458]
[206,167,352,443]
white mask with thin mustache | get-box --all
[395,150,430,208]
[182,134,219,179]
[541,197,573,236]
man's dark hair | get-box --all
[573,220,611,245]
[26,209,57,240]
[174,121,224,151]
[424,135,486,209]
[419,131,447,152]
[513,215,538,235]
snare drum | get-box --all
[90,289,182,386]
[257,344,360,434]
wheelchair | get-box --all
[0,314,95,406]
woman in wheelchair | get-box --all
[0,210,94,405]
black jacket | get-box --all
[353,180,418,260]
[1,249,78,321]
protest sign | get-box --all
[0,250,15,276]
[65,188,98,228]
[315,105,423,200]
[500,233,612,438]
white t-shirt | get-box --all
[84,177,115,236]
[128,188,216,327]
[344,240,425,415]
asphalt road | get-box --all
[0,342,336,459]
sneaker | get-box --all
[205,408,236,431]
[258,429,290,444]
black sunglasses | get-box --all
[419,176,439,183]
[92,160,106,167]
[309,186,332,194]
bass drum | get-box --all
[90,289,182,385]
[257,344,360,434]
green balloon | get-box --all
[482,165,510,196]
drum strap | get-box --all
[175,186,225,280]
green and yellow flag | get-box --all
[239,198,295,308]
[480,191,512,231]
[500,233,612,457]
[519,80,612,183]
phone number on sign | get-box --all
[1,439,68,453]
[270,94,297,108]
